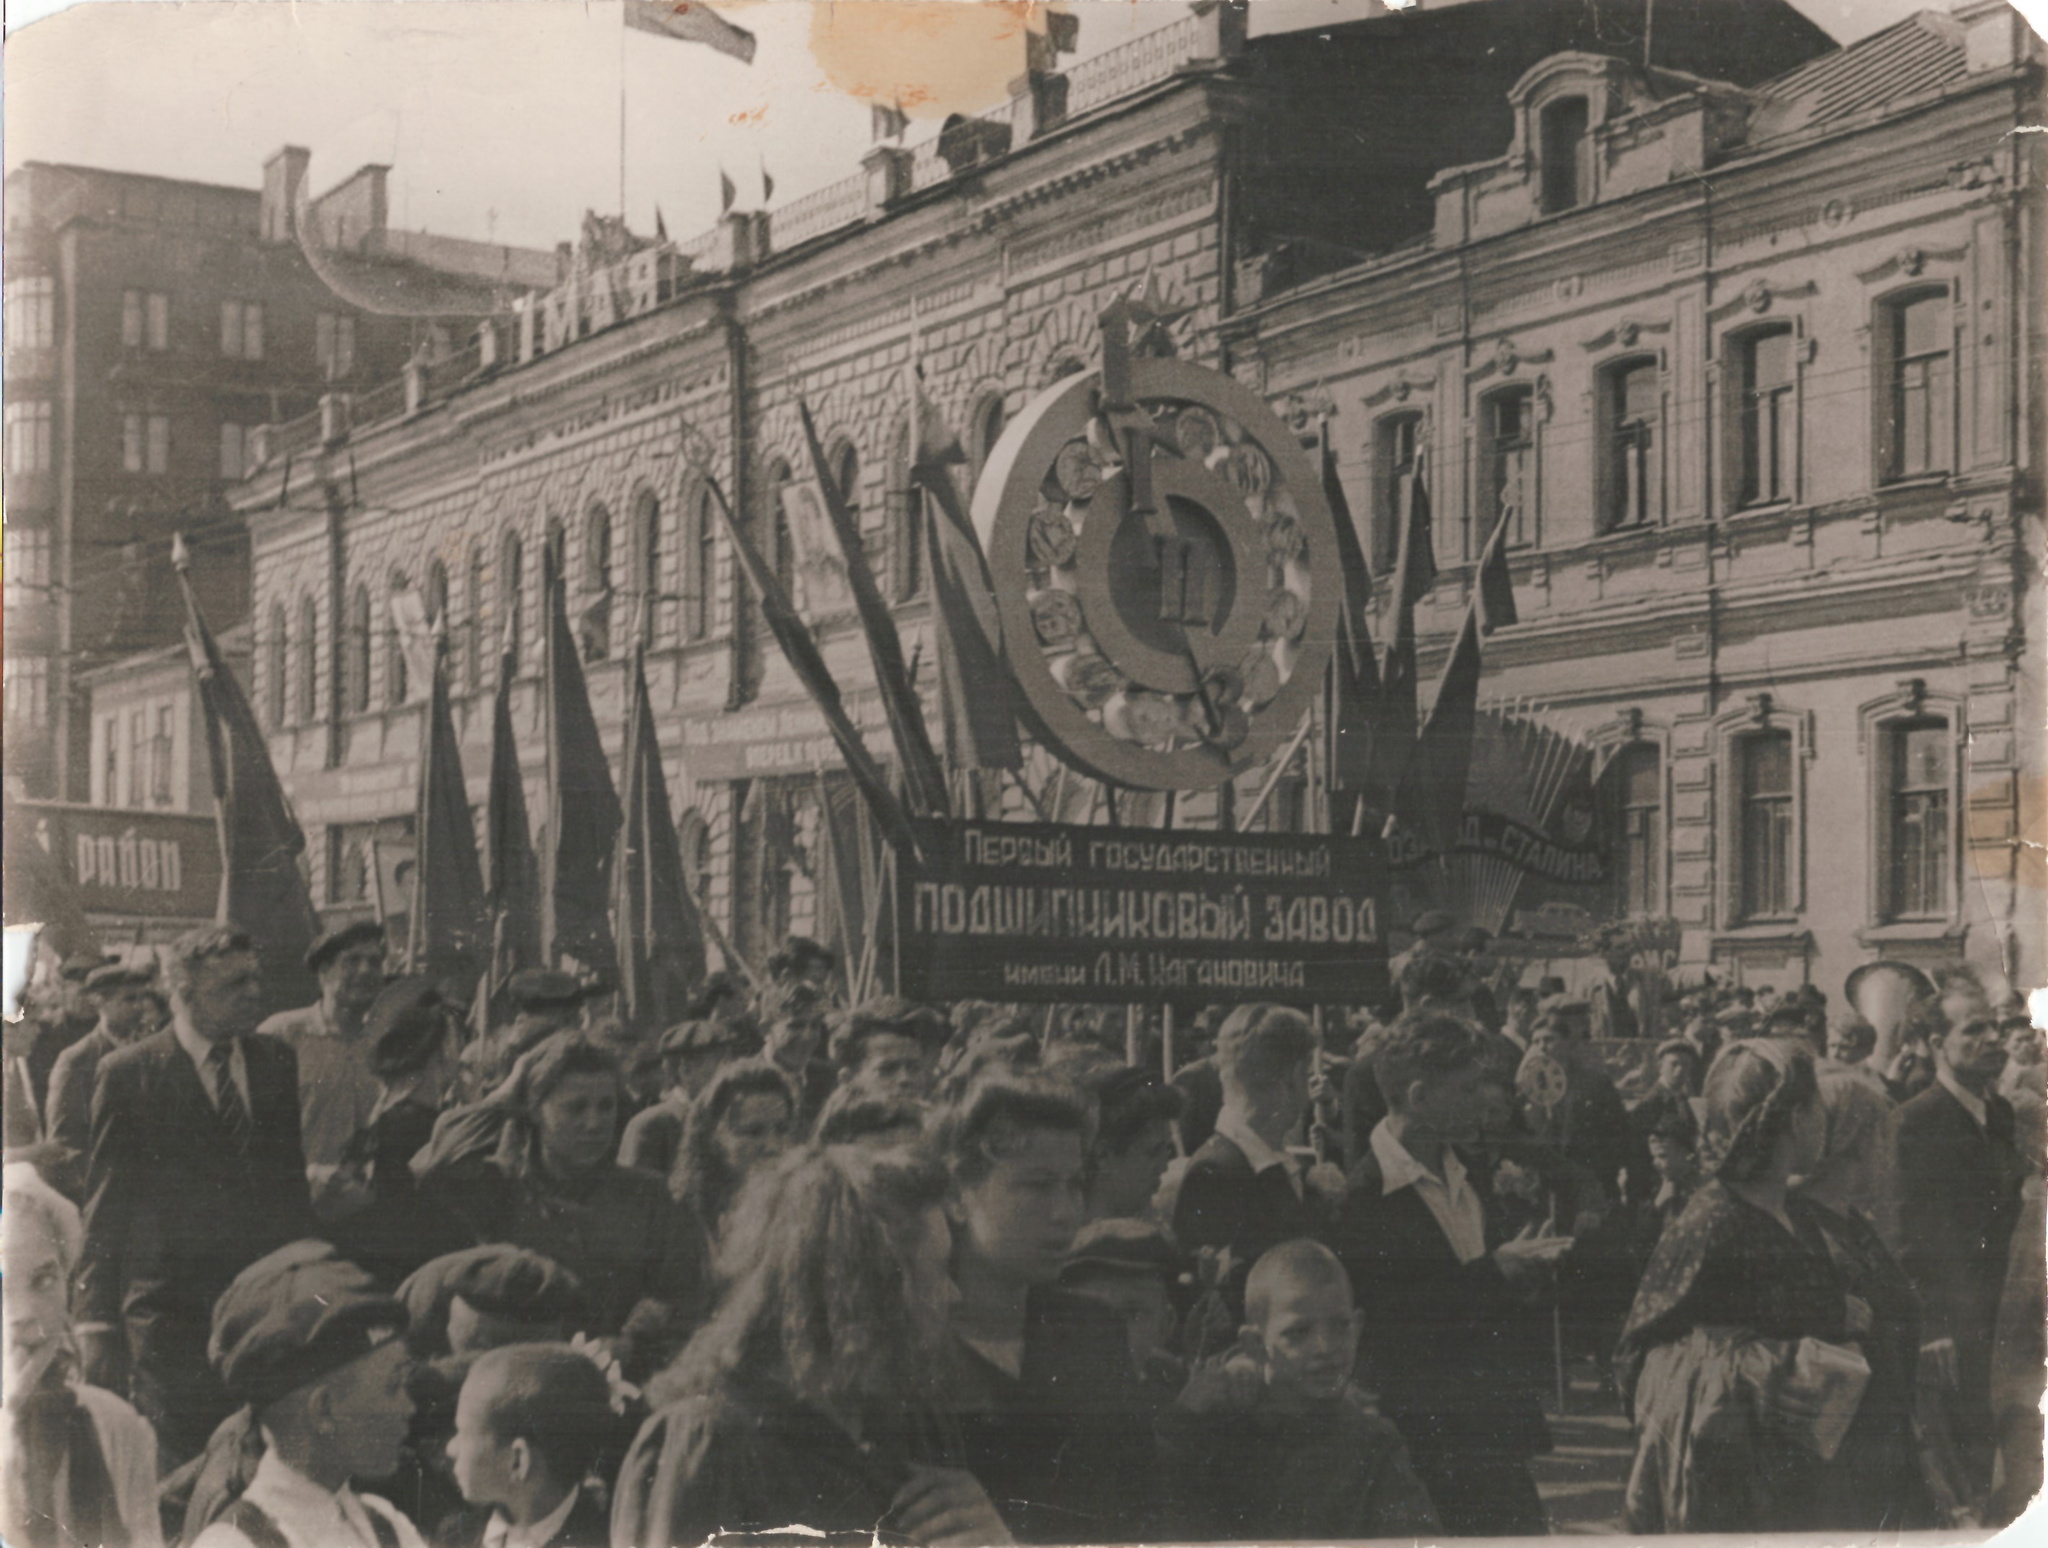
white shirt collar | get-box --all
[487,1487,581,1548]
[1936,1065,1989,1128]
[242,1452,378,1548]
[1213,1107,1293,1177]
[1369,1118,1468,1197]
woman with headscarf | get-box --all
[668,1058,798,1246]
[411,1033,708,1381]
[613,1145,1012,1546]
[1616,1039,1866,1533]
[1,1163,162,1548]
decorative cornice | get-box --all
[1579,316,1671,353]
[1465,336,1554,382]
[1361,369,1438,410]
[1707,277,1819,323]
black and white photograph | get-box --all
[2,0,2045,1542]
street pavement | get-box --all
[1529,1363,1633,1535]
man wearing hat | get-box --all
[1625,1039,1702,1151]
[44,958,163,1199]
[616,1018,761,1177]
[259,921,391,1220]
[459,971,590,1100]
[79,927,316,1467]
[17,950,114,1124]
[190,1241,426,1548]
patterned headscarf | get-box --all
[1698,1037,1818,1183]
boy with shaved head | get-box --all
[437,1345,616,1548]
[1160,1238,1440,1540]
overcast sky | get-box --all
[2,0,2021,257]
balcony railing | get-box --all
[772,173,869,250]
[1064,13,1207,117]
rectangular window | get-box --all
[1887,291,1951,480]
[151,704,175,806]
[1374,414,1422,576]
[148,292,169,351]
[1886,721,1950,919]
[1605,360,1658,531]
[123,289,144,348]
[1740,327,1796,506]
[221,299,264,360]
[220,421,245,480]
[122,413,144,473]
[1484,388,1535,548]
[6,401,52,474]
[7,275,55,349]
[1611,743,1663,916]
[3,527,51,601]
[315,312,355,377]
[1738,730,1795,921]
[1540,96,1591,214]
[127,710,147,807]
[2,657,50,730]
[147,413,170,474]
[102,715,119,805]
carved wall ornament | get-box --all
[1466,338,1554,382]
[1820,198,1854,230]
[1361,370,1438,409]
[1745,278,1773,314]
[1854,243,1968,285]
[1579,316,1672,353]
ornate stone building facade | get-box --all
[234,0,2024,991]
[1232,2,2044,992]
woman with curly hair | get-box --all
[930,1074,1163,1542]
[1616,1039,1866,1533]
[612,1145,1012,1546]
[668,1058,797,1241]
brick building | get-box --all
[2,151,552,802]
[224,0,1987,983]
[1232,1,2044,992]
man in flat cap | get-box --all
[16,950,114,1126]
[80,927,315,1467]
[459,971,590,1101]
[191,1240,426,1548]
[616,1017,761,1178]
[259,920,392,1221]
[45,958,163,1200]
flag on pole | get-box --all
[1375,456,1438,792]
[1475,497,1520,635]
[173,532,319,1014]
[718,168,738,214]
[700,473,922,858]
[797,398,951,818]
[1320,420,1388,821]
[408,639,488,997]
[622,0,756,62]
[871,101,909,142]
[482,620,541,1002]
[614,638,705,1030]
[655,205,669,242]
[541,542,623,972]
[910,388,1022,771]
[760,159,775,204]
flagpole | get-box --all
[618,2,628,219]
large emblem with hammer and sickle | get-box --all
[972,284,1338,791]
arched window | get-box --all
[686,484,715,641]
[297,594,318,723]
[1880,286,1952,482]
[426,558,450,632]
[465,542,486,692]
[763,458,796,598]
[267,603,288,729]
[386,572,409,706]
[584,502,614,660]
[1599,357,1660,533]
[1479,385,1536,550]
[1598,742,1664,917]
[1539,96,1591,214]
[346,583,372,713]
[501,531,525,670]
[1733,325,1796,508]
[1882,718,1951,920]
[1373,412,1424,576]
[633,487,662,647]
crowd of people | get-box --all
[2,915,2040,1546]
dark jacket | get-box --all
[1892,1082,2024,1374]
[1171,1131,1328,1317]
[44,1023,123,1199]
[79,1029,314,1331]
[1336,1146,1550,1461]
[431,1486,609,1548]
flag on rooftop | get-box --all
[173,530,320,1014]
[622,0,756,63]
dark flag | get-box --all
[172,533,319,1013]
[1380,456,1437,740]
[701,473,921,857]
[719,167,738,214]
[622,0,756,62]
[482,622,540,1004]
[409,640,487,997]
[541,542,622,971]
[797,399,950,817]
[871,101,909,142]
[1476,496,1520,635]
[614,638,706,1030]
[654,205,669,242]
[1320,420,1387,828]
[760,159,775,204]
[912,386,1024,772]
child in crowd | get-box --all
[1056,1219,1186,1401]
[1159,1239,1440,1542]
[438,1345,617,1548]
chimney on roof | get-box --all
[262,146,310,244]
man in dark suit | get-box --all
[1892,988,2026,1492]
[1337,1010,1572,1536]
[44,959,163,1200]
[1173,1004,1336,1317]
[78,926,317,1466]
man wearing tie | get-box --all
[78,927,315,1467]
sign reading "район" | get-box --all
[897,820,1388,1006]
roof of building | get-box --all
[1748,10,1971,140]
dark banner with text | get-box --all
[897,820,1389,1006]
[1385,809,1609,885]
